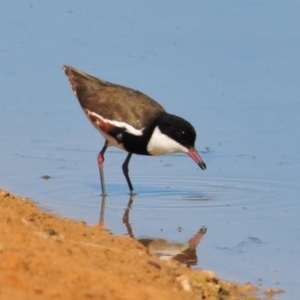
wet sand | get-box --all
[0,189,261,300]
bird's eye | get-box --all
[179,130,187,139]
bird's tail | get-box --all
[63,65,108,101]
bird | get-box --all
[63,65,206,195]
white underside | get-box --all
[101,130,126,150]
[147,126,189,156]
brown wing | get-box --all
[63,65,165,129]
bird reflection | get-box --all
[99,194,207,267]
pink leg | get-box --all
[98,194,106,228]
[97,141,108,195]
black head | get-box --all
[156,112,197,148]
[154,112,206,170]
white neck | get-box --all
[147,126,188,156]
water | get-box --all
[1,1,299,299]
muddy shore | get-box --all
[0,189,264,299]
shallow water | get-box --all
[1,1,300,299]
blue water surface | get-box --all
[0,2,299,299]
